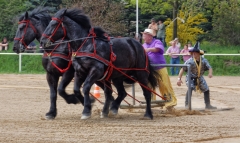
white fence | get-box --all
[0,53,240,72]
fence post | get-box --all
[19,53,22,72]
[187,64,192,110]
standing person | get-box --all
[177,42,217,109]
[166,40,180,75]
[187,42,193,50]
[174,38,181,48]
[141,28,177,109]
[157,20,166,47]
[148,18,158,38]
[180,44,191,62]
[0,37,8,51]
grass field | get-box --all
[0,42,240,75]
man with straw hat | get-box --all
[141,29,177,109]
[177,41,217,109]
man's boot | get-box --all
[204,90,217,109]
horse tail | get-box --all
[147,60,160,90]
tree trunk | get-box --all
[173,0,178,40]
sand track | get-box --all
[0,74,239,143]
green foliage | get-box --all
[212,0,240,45]
[0,0,30,40]
[165,10,207,46]
[62,0,126,36]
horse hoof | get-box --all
[81,114,91,120]
[144,114,153,120]
[109,110,118,116]
[45,115,55,120]
[100,112,108,118]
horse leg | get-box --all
[81,75,99,120]
[137,73,153,119]
[73,72,85,105]
[58,68,80,104]
[45,72,59,119]
[110,78,126,115]
[99,80,114,118]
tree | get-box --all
[0,0,30,40]
[211,0,240,45]
[164,10,207,45]
[62,0,126,36]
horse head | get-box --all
[41,8,92,51]
[13,7,51,53]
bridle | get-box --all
[42,17,72,74]
[42,17,67,44]
[14,20,38,48]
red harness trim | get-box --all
[14,20,38,48]
[43,42,72,74]
[42,17,71,73]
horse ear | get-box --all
[61,9,67,18]
[24,11,28,19]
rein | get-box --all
[14,20,37,48]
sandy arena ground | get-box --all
[0,74,240,143]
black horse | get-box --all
[41,8,159,120]
[12,7,91,120]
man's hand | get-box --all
[145,48,150,53]
[208,73,213,78]
[177,79,183,86]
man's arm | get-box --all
[145,48,160,53]
[177,68,184,86]
[208,68,213,78]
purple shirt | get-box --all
[142,39,166,70]
[166,46,180,58]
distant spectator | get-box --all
[157,20,166,48]
[180,44,191,62]
[187,42,193,50]
[166,40,181,75]
[174,38,181,48]
[27,41,37,53]
[0,37,8,51]
[148,18,158,38]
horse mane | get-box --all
[93,27,108,40]
[60,8,92,31]
[19,7,51,27]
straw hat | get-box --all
[141,29,154,36]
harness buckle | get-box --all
[47,53,52,62]
[72,52,76,60]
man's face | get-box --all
[192,52,200,58]
[142,33,152,44]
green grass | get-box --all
[1,42,240,75]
